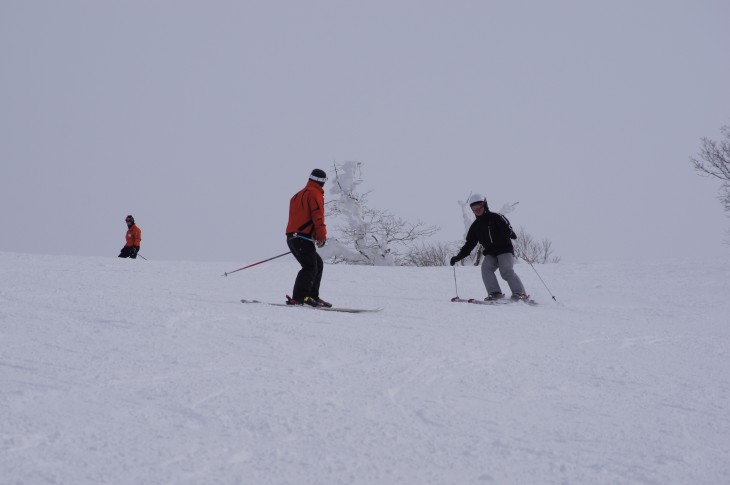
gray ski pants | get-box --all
[481,253,526,296]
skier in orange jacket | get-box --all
[119,215,141,259]
[285,169,331,307]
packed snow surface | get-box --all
[1,252,729,484]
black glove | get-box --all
[450,256,458,266]
[130,246,139,258]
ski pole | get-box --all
[522,258,558,303]
[137,253,148,261]
[292,233,327,246]
[452,266,459,299]
[292,233,315,243]
[223,251,291,276]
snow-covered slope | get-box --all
[1,252,729,484]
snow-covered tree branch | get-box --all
[318,161,439,266]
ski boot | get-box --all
[314,297,333,308]
[302,296,319,307]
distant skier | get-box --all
[450,194,529,301]
[285,169,332,307]
[118,215,141,259]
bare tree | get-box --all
[691,122,730,214]
[513,227,561,264]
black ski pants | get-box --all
[118,246,138,259]
[287,236,323,302]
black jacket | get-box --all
[455,211,517,261]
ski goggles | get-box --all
[309,174,327,183]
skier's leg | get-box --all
[309,251,324,299]
[287,237,318,301]
[480,255,502,294]
[118,247,131,258]
[497,253,527,295]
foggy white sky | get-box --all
[2,1,729,264]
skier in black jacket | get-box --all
[450,193,529,301]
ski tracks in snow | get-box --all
[1,254,729,484]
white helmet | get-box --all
[467,193,487,206]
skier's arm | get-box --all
[453,226,478,263]
[308,191,327,242]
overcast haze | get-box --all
[2,1,729,264]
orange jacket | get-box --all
[125,224,142,247]
[286,180,327,241]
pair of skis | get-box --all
[241,299,382,314]
[451,296,538,306]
